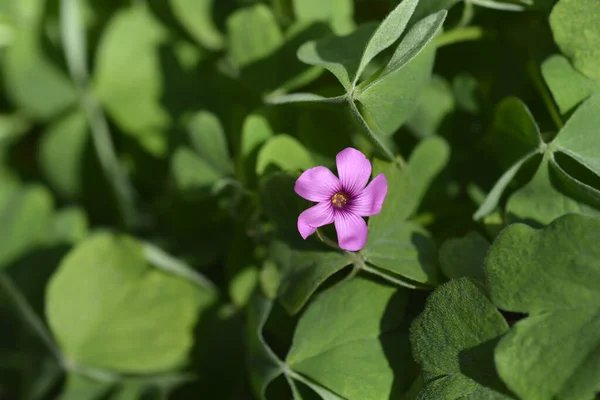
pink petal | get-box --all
[298,202,335,239]
[295,166,340,202]
[336,148,372,196]
[349,174,388,217]
[334,211,368,251]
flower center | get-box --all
[331,192,349,209]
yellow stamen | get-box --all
[331,192,348,209]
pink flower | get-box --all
[294,148,388,251]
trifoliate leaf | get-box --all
[486,214,600,400]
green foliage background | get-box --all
[0,0,599,399]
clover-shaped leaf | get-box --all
[475,95,600,221]
[411,278,512,400]
[2,0,77,120]
[247,277,416,400]
[93,5,170,155]
[47,233,215,373]
[541,55,600,115]
[486,214,600,400]
[549,0,600,83]
[439,231,489,284]
[506,158,599,226]
[274,0,446,156]
[171,111,231,196]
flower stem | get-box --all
[315,229,341,250]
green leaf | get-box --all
[39,110,89,199]
[411,278,512,400]
[246,292,284,400]
[60,0,89,85]
[46,207,89,245]
[0,184,54,269]
[273,241,351,315]
[363,221,440,286]
[2,21,77,119]
[368,10,446,85]
[46,233,213,373]
[407,75,455,138]
[439,231,489,284]
[475,98,557,220]
[549,0,600,82]
[227,4,283,69]
[473,152,538,221]
[553,93,600,177]
[363,137,449,286]
[541,54,600,114]
[292,0,354,34]
[486,214,600,400]
[94,6,170,138]
[488,97,543,166]
[297,22,378,91]
[356,43,436,135]
[287,277,416,400]
[171,147,224,194]
[240,113,275,185]
[506,158,599,226]
[170,0,225,50]
[229,266,259,308]
[186,111,232,175]
[58,373,113,400]
[256,135,314,175]
[548,154,600,209]
[354,0,419,85]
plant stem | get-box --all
[348,99,405,168]
[60,0,138,230]
[0,273,63,363]
[82,94,139,229]
[527,60,563,131]
[315,229,341,250]
[434,26,485,48]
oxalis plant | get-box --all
[0,0,599,398]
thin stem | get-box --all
[315,229,341,250]
[457,1,475,27]
[527,60,563,130]
[0,273,63,363]
[434,26,484,48]
[348,99,405,168]
[60,0,138,229]
[82,94,139,229]
[264,93,348,105]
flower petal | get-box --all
[336,147,372,196]
[298,202,335,239]
[334,211,368,251]
[350,174,388,216]
[295,166,340,202]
